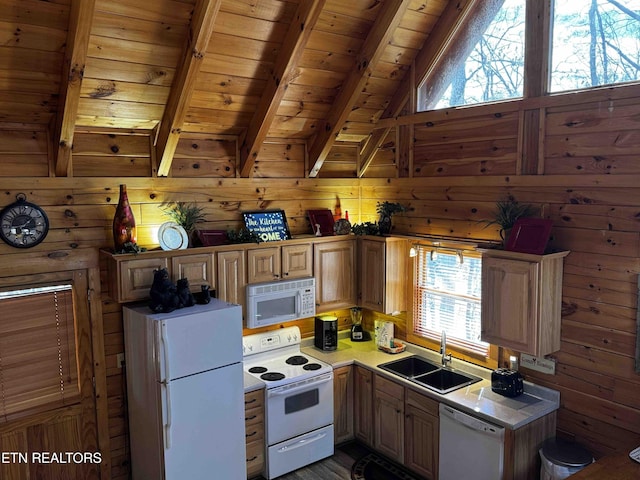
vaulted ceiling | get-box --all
[1,0,477,177]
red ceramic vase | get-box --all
[112,184,137,252]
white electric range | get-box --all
[243,327,334,479]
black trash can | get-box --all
[539,437,593,480]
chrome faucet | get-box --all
[441,330,452,367]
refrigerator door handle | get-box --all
[161,322,171,382]
[162,380,172,449]
[160,322,172,449]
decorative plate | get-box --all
[158,222,189,250]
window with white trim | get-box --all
[412,246,489,356]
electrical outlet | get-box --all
[520,353,555,374]
[117,353,125,369]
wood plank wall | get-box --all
[1,84,640,477]
[381,83,640,459]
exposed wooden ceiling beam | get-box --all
[307,0,411,178]
[239,0,326,178]
[53,0,96,177]
[156,0,222,177]
[358,0,477,177]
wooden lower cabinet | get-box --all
[405,389,439,479]
[244,389,265,479]
[340,366,555,480]
[334,365,354,444]
[354,366,374,446]
[373,374,405,463]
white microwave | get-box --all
[246,277,316,329]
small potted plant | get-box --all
[161,201,207,246]
[376,201,407,235]
[484,197,538,245]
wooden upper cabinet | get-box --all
[104,253,169,303]
[313,238,356,312]
[247,243,312,284]
[358,237,408,314]
[247,247,281,283]
[171,253,215,292]
[217,249,247,310]
[282,243,313,279]
[480,249,569,356]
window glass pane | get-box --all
[413,247,488,355]
[550,0,640,92]
[418,0,526,111]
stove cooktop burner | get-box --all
[261,372,285,381]
[248,366,267,374]
[303,363,322,371]
[286,355,309,366]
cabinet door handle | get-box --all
[246,430,258,438]
[245,414,257,421]
[245,398,257,405]
[247,455,258,462]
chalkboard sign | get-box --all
[242,210,291,242]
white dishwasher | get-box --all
[438,403,505,480]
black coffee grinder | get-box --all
[350,307,364,341]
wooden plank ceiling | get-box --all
[0,0,451,177]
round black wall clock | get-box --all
[0,193,50,248]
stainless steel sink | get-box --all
[378,355,482,394]
[378,355,440,378]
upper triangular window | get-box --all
[417,0,526,112]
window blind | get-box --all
[0,285,80,421]
[413,246,488,356]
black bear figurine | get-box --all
[176,278,196,308]
[148,268,180,313]
[195,284,211,304]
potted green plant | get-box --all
[484,197,538,245]
[161,201,207,246]
[376,201,407,235]
[350,221,380,236]
[226,228,262,244]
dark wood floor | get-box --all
[254,442,370,480]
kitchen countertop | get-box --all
[298,335,560,431]
[568,449,640,479]
[243,372,265,393]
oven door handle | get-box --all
[276,431,328,453]
[268,374,332,397]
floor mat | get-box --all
[351,453,421,480]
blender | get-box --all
[350,307,364,341]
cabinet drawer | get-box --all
[246,440,265,478]
[245,406,264,430]
[406,388,439,416]
[244,389,264,409]
[245,421,264,443]
[375,374,404,398]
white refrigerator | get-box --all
[124,300,246,480]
